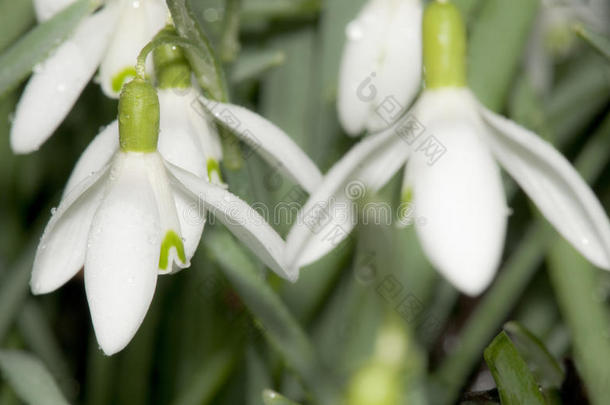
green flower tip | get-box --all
[112,66,138,93]
[423,0,467,89]
[159,230,187,270]
[118,77,160,153]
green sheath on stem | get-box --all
[423,1,467,88]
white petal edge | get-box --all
[33,0,77,21]
[286,122,411,272]
[166,163,294,282]
[85,153,161,355]
[64,120,119,196]
[199,97,322,193]
[31,163,110,294]
[157,89,208,178]
[145,153,190,273]
[10,6,118,154]
[480,105,610,270]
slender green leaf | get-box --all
[484,332,547,405]
[575,24,610,61]
[262,389,301,405]
[504,321,564,388]
[468,0,540,111]
[204,229,341,405]
[17,300,74,399]
[0,350,70,405]
[171,347,236,405]
[230,49,285,84]
[0,0,34,53]
[220,0,242,62]
[548,240,610,405]
[0,0,94,96]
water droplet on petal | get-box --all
[50,207,57,215]
[346,20,364,41]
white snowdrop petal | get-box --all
[409,117,508,296]
[85,153,161,355]
[286,122,410,272]
[480,104,610,270]
[31,163,110,295]
[145,153,189,273]
[99,0,167,97]
[157,89,207,178]
[10,7,117,154]
[167,163,294,281]
[64,120,119,196]
[172,185,206,261]
[200,97,322,193]
[337,0,422,136]
[33,0,77,21]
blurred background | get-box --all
[0,0,609,404]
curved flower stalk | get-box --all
[337,0,423,136]
[526,0,609,93]
[30,77,298,355]
[11,0,168,154]
[286,0,610,296]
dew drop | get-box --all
[50,207,57,215]
[346,20,364,41]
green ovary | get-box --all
[158,230,186,270]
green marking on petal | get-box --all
[158,230,186,270]
[112,66,138,93]
[207,158,223,183]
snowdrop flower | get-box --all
[30,75,317,355]
[11,0,168,154]
[286,0,610,295]
[337,0,422,136]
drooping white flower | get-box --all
[286,1,610,296]
[525,0,609,93]
[337,0,423,136]
[11,0,168,154]
[30,77,319,355]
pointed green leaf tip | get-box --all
[118,77,160,153]
[159,230,187,270]
[423,0,467,89]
